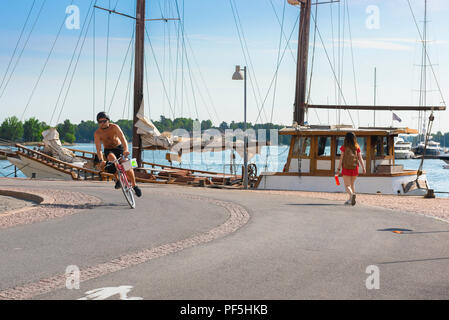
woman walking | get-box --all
[337,132,366,205]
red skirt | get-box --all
[342,166,359,177]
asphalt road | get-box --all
[0,178,448,300]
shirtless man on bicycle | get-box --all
[94,112,142,197]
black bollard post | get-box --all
[424,189,436,199]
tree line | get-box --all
[2,116,449,148]
[409,132,449,148]
[0,116,293,145]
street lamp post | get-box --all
[232,65,248,189]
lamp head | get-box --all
[232,65,244,80]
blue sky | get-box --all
[0,0,448,133]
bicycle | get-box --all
[107,156,136,209]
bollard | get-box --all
[424,189,435,199]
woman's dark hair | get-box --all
[344,132,359,152]
[96,111,110,122]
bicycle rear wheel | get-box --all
[119,170,135,209]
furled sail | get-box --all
[135,113,262,160]
[42,128,86,165]
[135,112,178,150]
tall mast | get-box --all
[132,0,146,166]
[286,0,445,121]
[373,67,377,127]
[293,0,312,126]
[419,0,428,141]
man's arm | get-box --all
[94,131,105,162]
[115,125,130,157]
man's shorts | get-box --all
[104,144,124,160]
[103,145,124,174]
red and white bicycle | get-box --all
[109,156,136,209]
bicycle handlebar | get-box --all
[109,155,128,164]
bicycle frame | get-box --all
[110,156,136,209]
[116,162,132,189]
[110,156,131,185]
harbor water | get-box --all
[1,143,448,198]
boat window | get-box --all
[336,136,366,156]
[292,137,311,157]
[357,137,366,156]
[371,136,383,156]
[317,136,331,157]
[336,137,345,156]
[383,137,391,156]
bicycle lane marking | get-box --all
[0,192,250,300]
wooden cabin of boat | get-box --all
[256,125,429,196]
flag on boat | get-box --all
[392,113,402,122]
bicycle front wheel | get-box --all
[119,170,136,209]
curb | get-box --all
[0,189,47,205]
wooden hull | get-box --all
[7,156,73,180]
[256,173,429,196]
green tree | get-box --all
[432,131,444,145]
[173,117,193,131]
[0,116,24,141]
[75,120,97,143]
[159,116,173,132]
[201,119,213,131]
[23,117,42,142]
[219,121,229,131]
[115,119,133,141]
[444,132,449,148]
[57,119,76,144]
[39,122,51,139]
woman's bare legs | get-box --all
[350,176,357,194]
[350,175,357,205]
[343,175,353,201]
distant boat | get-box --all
[394,137,415,159]
[413,140,442,156]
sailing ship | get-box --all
[255,0,446,196]
[2,0,446,195]
[3,0,262,186]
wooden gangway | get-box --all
[4,144,244,187]
[15,144,113,181]
[66,147,242,186]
